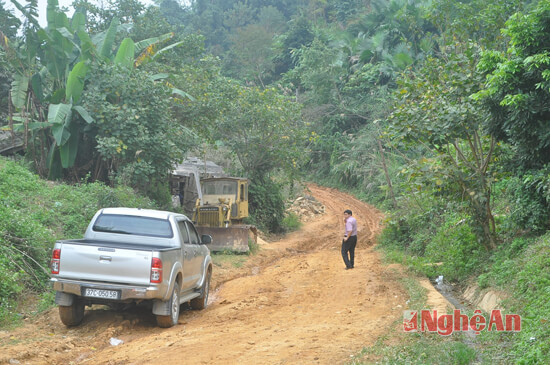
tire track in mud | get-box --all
[0,184,408,365]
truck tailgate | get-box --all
[59,243,153,286]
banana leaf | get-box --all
[59,121,79,168]
[172,88,196,101]
[11,74,29,109]
[47,143,63,180]
[99,17,120,60]
[71,11,86,33]
[9,0,40,28]
[151,40,184,61]
[46,0,59,29]
[114,38,135,68]
[31,72,44,102]
[66,61,88,103]
[134,32,174,54]
[73,106,94,124]
[48,103,72,146]
[150,73,170,81]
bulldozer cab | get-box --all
[194,177,249,227]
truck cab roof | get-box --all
[100,207,190,221]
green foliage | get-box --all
[353,275,477,365]
[273,16,314,76]
[353,334,477,365]
[378,190,447,254]
[379,198,488,282]
[81,62,184,202]
[474,0,550,169]
[388,43,498,249]
[474,235,550,364]
[0,2,21,39]
[502,169,550,232]
[215,86,307,177]
[281,212,302,232]
[424,217,486,282]
[2,2,185,190]
[224,23,277,86]
[248,176,286,233]
[507,238,550,363]
[428,0,524,49]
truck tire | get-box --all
[190,268,211,310]
[59,299,85,327]
[156,284,180,328]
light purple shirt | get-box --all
[345,216,357,236]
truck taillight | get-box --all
[51,248,61,274]
[150,257,163,283]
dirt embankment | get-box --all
[1,184,419,365]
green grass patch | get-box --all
[349,260,479,364]
[211,250,249,268]
[476,235,550,364]
[351,334,477,365]
[281,212,302,232]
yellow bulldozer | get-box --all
[192,177,257,252]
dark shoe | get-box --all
[345,267,351,270]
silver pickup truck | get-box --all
[50,207,213,328]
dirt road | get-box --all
[0,184,414,365]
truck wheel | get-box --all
[59,299,85,327]
[156,284,180,328]
[190,268,211,310]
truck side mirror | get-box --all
[201,235,212,244]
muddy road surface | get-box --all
[0,184,413,365]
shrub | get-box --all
[281,212,302,232]
[248,176,286,233]
[503,170,550,232]
[424,217,486,282]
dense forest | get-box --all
[1,0,550,363]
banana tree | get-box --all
[6,0,185,179]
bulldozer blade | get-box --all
[196,225,256,253]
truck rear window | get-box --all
[93,214,173,238]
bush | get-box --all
[502,170,550,232]
[248,176,286,233]
[281,212,302,232]
[378,194,449,255]
[424,217,486,282]
[379,200,488,283]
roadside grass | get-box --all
[348,275,478,365]
[211,251,248,268]
[211,238,261,269]
[351,334,477,365]
[377,230,550,364]
[475,236,550,364]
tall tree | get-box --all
[474,0,550,169]
[388,44,497,249]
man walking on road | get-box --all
[342,209,357,270]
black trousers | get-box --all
[341,235,357,268]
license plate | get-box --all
[83,288,119,299]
